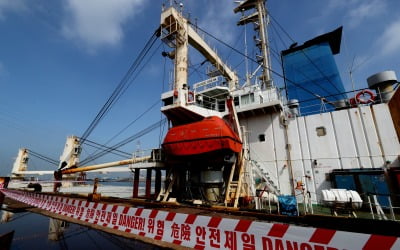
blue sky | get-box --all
[0,0,399,176]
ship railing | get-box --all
[193,76,226,93]
[290,86,398,117]
[254,194,278,214]
[259,86,281,103]
[374,86,398,103]
[190,93,227,112]
[365,193,400,221]
[132,149,153,159]
[162,1,197,25]
[250,159,280,194]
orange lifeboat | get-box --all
[162,116,242,156]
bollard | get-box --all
[88,178,101,202]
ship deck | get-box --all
[3,190,400,240]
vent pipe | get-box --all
[367,70,397,103]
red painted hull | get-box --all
[162,116,242,156]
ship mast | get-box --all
[235,0,273,89]
[161,3,239,93]
[11,149,29,177]
[161,4,189,91]
[160,2,240,125]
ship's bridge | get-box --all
[194,76,229,99]
[192,76,283,116]
[161,76,283,125]
[231,85,283,118]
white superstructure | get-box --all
[158,0,400,205]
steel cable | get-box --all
[80,27,161,145]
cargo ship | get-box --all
[2,1,400,249]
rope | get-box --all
[80,99,161,164]
[268,12,345,98]
[80,27,161,145]
[191,22,340,104]
[81,139,132,158]
[80,118,166,165]
[80,36,162,163]
[28,149,59,166]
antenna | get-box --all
[179,2,183,14]
[349,56,356,93]
[243,10,249,86]
[135,140,142,158]
[348,55,373,93]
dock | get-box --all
[2,189,400,249]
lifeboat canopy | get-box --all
[162,116,242,157]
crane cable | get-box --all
[80,95,160,160]
[80,100,161,164]
[79,27,161,146]
[80,39,163,163]
[80,118,166,165]
[28,149,59,166]
[192,23,336,104]
[80,139,132,159]
[267,12,346,99]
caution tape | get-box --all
[1,189,399,250]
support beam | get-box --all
[133,169,140,198]
[155,169,162,196]
[61,156,151,175]
[145,169,152,199]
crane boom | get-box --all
[60,156,151,174]
[161,7,238,90]
[187,25,238,90]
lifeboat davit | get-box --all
[162,116,242,156]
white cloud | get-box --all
[319,0,387,30]
[0,0,27,19]
[62,0,145,52]
[327,0,361,9]
[171,1,238,67]
[320,0,362,18]
[377,18,400,56]
[196,1,237,44]
[347,0,386,28]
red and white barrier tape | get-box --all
[1,189,399,250]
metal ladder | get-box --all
[224,153,245,208]
[156,169,176,202]
[251,160,280,195]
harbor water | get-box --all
[1,181,161,250]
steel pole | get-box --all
[61,156,151,174]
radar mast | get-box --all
[235,0,273,89]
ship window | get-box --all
[316,126,326,136]
[74,147,82,154]
[258,134,265,142]
[163,96,173,106]
[217,100,225,112]
[234,96,239,106]
[241,93,254,105]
